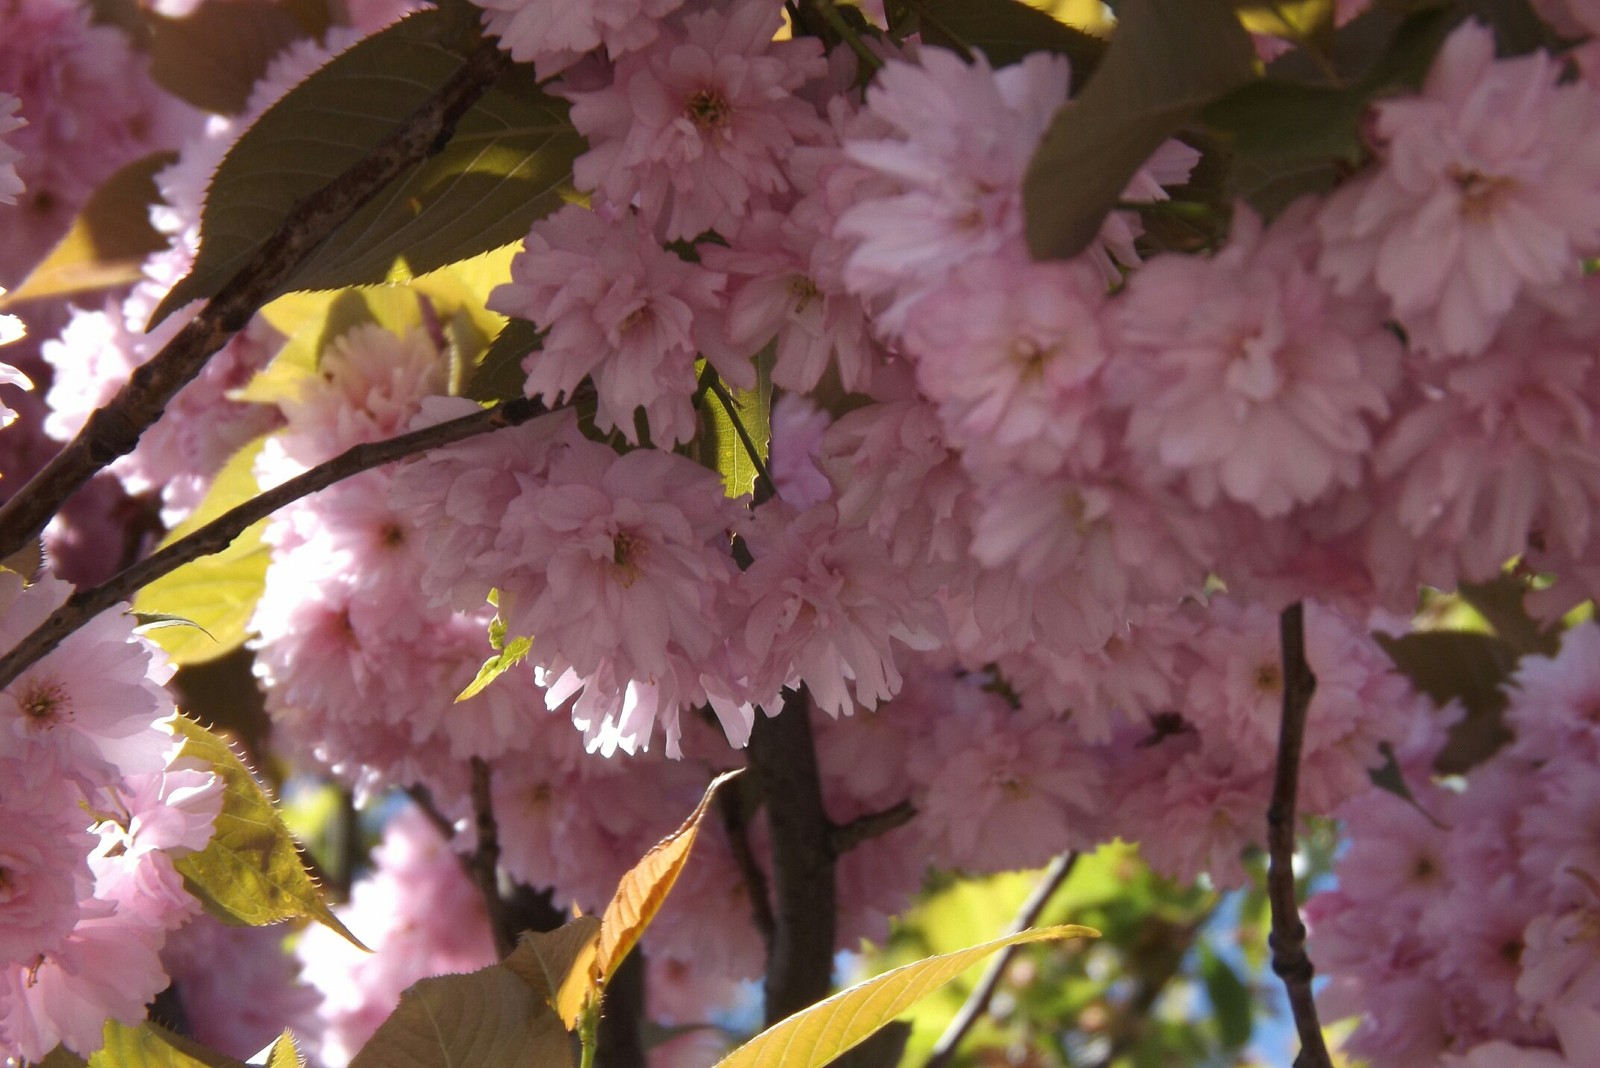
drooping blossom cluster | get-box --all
[0,573,222,1063]
[1309,622,1600,1065]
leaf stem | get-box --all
[0,394,555,691]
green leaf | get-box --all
[147,0,330,116]
[348,963,572,1068]
[502,915,602,1029]
[1367,740,1446,827]
[1200,80,1367,165]
[455,634,532,701]
[1457,575,1561,657]
[2,152,176,307]
[466,317,540,402]
[131,438,272,665]
[266,1030,304,1068]
[1375,629,1518,774]
[90,1020,248,1068]
[712,924,1098,1068]
[1198,944,1252,1050]
[35,1047,89,1068]
[1023,0,1257,260]
[170,714,366,948]
[894,0,1106,84]
[701,352,772,500]
[152,10,582,325]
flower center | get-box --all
[686,89,732,132]
[16,677,69,729]
[1450,167,1511,220]
[788,275,820,314]
[612,530,643,587]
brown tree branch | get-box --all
[0,38,510,563]
[718,772,777,947]
[469,756,514,960]
[926,851,1078,1068]
[746,688,837,1026]
[1268,602,1332,1068]
[829,799,916,856]
[0,394,553,691]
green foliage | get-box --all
[456,634,533,701]
[265,1031,304,1068]
[132,438,272,665]
[152,9,582,325]
[699,351,773,500]
[890,0,1107,84]
[503,917,603,1029]
[1375,628,1519,773]
[2,152,175,308]
[1023,0,1257,260]
[89,1020,248,1068]
[714,925,1098,1068]
[467,317,541,402]
[169,715,365,947]
[1197,944,1252,1051]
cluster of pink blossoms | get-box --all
[8,0,1600,1061]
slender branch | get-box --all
[0,38,510,563]
[469,757,514,960]
[746,689,836,1025]
[0,395,553,691]
[1268,602,1331,1068]
[925,851,1079,1068]
[404,782,462,843]
[829,799,916,856]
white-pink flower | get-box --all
[1318,20,1600,357]
[563,1,828,240]
[475,0,685,78]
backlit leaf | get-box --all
[1023,0,1257,260]
[131,438,271,665]
[266,1030,304,1068]
[455,634,532,701]
[348,963,571,1068]
[595,769,743,985]
[152,10,582,325]
[712,925,1098,1068]
[170,715,364,948]
[90,1020,247,1068]
[503,915,602,1029]
[3,152,175,307]
[701,349,772,500]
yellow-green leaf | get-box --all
[170,715,365,948]
[90,1020,247,1068]
[502,914,602,1029]
[455,634,532,701]
[595,769,742,985]
[131,438,271,665]
[266,1030,303,1068]
[712,925,1099,1068]
[1235,0,1334,48]
[348,962,572,1068]
[3,152,175,307]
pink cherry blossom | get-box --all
[1318,20,1600,357]
[475,0,685,78]
[563,2,828,240]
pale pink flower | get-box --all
[491,204,741,445]
[564,2,829,240]
[0,912,168,1062]
[1113,201,1400,517]
[1318,20,1600,357]
[162,915,322,1061]
[0,761,94,967]
[475,0,685,77]
[904,254,1110,476]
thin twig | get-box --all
[1268,602,1331,1068]
[470,756,514,960]
[925,851,1079,1068]
[0,395,553,690]
[829,799,916,856]
[0,38,510,563]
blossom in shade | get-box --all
[1318,20,1600,357]
[563,2,828,240]
[490,204,741,445]
[474,0,685,78]
[0,761,94,967]
[1111,200,1400,517]
[162,915,322,1061]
